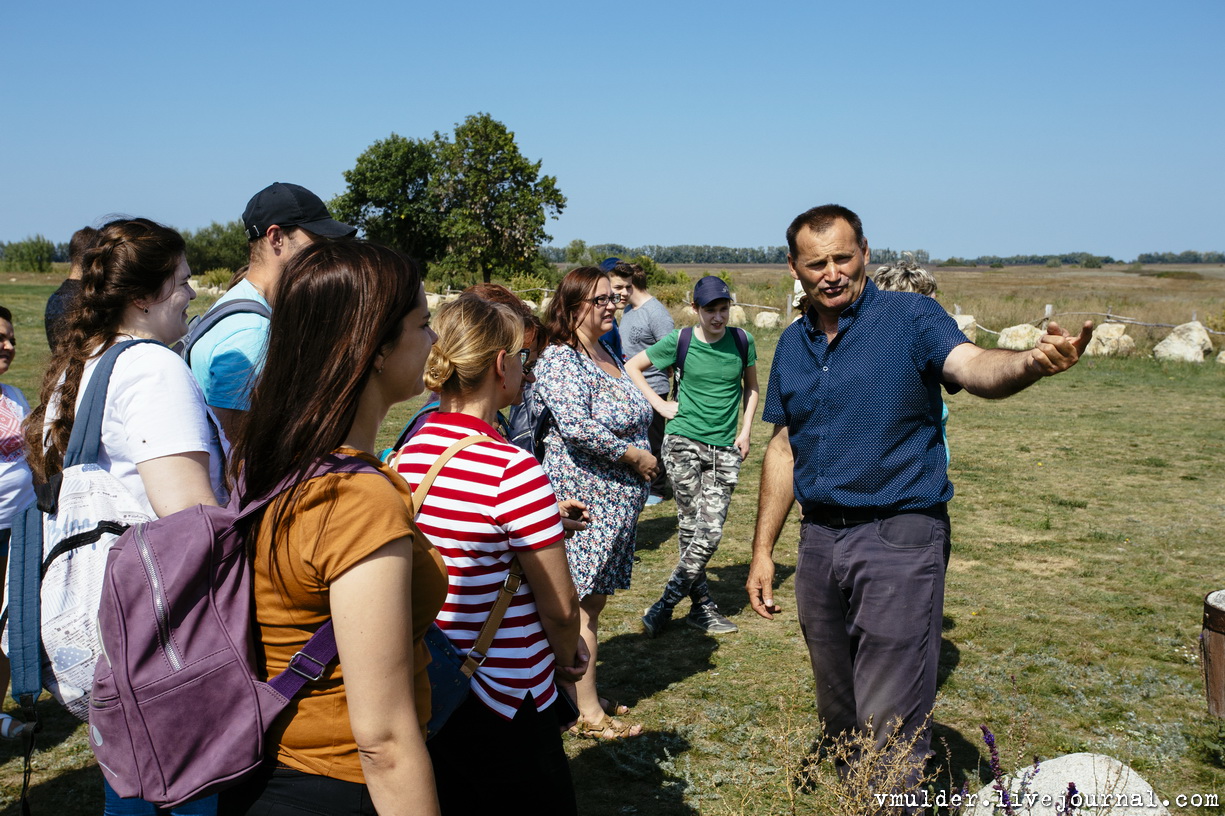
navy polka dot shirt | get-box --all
[762,279,968,513]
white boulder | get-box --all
[728,305,747,326]
[522,300,538,312]
[997,324,1044,350]
[1084,322,1135,357]
[754,311,780,329]
[967,753,1168,816]
[1217,350,1225,365]
[953,314,977,344]
[539,296,552,314]
[1153,323,1211,363]
[426,293,442,310]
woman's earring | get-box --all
[143,307,149,314]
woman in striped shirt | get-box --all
[394,292,586,816]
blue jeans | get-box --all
[103,779,217,815]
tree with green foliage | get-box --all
[433,113,566,283]
[182,220,248,275]
[329,133,446,262]
[0,234,55,272]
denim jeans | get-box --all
[102,779,217,815]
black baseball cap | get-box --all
[693,275,733,306]
[242,182,357,241]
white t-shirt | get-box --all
[46,341,228,518]
[0,383,36,529]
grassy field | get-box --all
[1,265,1224,814]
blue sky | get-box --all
[2,0,1221,260]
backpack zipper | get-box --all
[134,525,183,671]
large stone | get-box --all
[1217,350,1225,365]
[953,314,977,344]
[967,753,1169,816]
[1154,330,1206,363]
[539,296,552,314]
[754,311,780,329]
[1084,322,1135,357]
[426,292,442,310]
[997,323,1044,350]
[728,305,747,326]
[1169,320,1213,354]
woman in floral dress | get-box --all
[533,267,657,739]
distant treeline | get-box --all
[541,243,929,266]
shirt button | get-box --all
[822,366,829,372]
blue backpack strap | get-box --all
[9,502,44,713]
[731,327,749,369]
[65,339,161,468]
[384,400,440,461]
[176,298,272,364]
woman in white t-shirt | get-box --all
[0,305,36,740]
[24,218,225,816]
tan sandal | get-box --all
[568,715,643,740]
[600,697,630,717]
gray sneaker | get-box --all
[642,600,674,638]
[686,603,739,634]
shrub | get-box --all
[990,262,1005,269]
[1082,256,1103,269]
[199,268,232,289]
[1045,258,1062,268]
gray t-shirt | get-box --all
[620,296,675,395]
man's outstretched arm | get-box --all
[943,320,1093,399]
[746,424,795,620]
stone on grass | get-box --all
[754,311,780,329]
[1217,350,1225,365]
[728,305,747,326]
[968,753,1169,815]
[1169,321,1214,354]
[954,314,977,344]
[522,300,538,312]
[539,296,552,314]
[1153,324,1209,363]
[426,292,442,310]
[997,323,1044,350]
[1084,322,1135,357]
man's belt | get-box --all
[802,503,947,529]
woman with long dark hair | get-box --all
[25,217,224,815]
[222,241,443,816]
[532,266,656,739]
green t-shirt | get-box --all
[646,328,757,446]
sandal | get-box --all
[0,714,30,740]
[568,715,643,740]
[600,697,630,717]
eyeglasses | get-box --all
[515,348,536,375]
[584,293,623,307]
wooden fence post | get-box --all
[1202,591,1225,717]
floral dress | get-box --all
[533,341,653,598]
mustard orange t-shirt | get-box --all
[251,448,447,784]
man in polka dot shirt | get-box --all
[745,204,1093,778]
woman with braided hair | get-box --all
[25,217,225,815]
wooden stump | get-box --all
[1202,590,1225,717]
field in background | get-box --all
[1,266,1224,813]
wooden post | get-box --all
[1202,591,1225,717]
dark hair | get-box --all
[68,227,99,269]
[608,261,647,292]
[785,204,867,258]
[465,282,545,352]
[545,266,607,351]
[24,218,186,482]
[233,240,422,525]
[0,306,12,323]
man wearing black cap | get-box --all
[189,182,355,440]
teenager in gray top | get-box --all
[608,262,674,502]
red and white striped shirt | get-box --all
[395,412,566,719]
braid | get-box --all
[22,217,185,482]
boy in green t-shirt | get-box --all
[626,276,759,636]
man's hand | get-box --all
[657,400,680,420]
[746,552,782,620]
[1029,320,1093,376]
[558,499,589,538]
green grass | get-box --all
[2,270,1225,813]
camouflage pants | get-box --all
[660,434,742,604]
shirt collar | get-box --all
[802,278,878,339]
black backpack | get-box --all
[173,298,271,364]
[671,326,749,400]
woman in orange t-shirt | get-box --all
[222,241,444,816]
